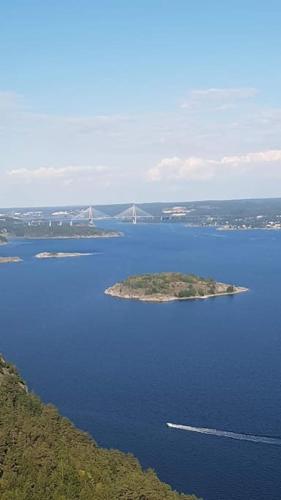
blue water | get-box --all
[1,223,281,500]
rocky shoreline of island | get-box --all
[105,273,248,303]
[0,256,22,264]
[105,285,248,302]
[35,252,94,259]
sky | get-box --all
[1,0,281,207]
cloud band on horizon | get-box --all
[148,150,281,182]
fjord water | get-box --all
[1,224,281,500]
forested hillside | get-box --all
[0,356,199,500]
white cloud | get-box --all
[7,165,109,181]
[0,91,25,111]
[148,149,281,182]
[190,88,257,99]
[220,150,281,165]
[181,87,258,110]
[148,156,214,181]
[1,88,281,205]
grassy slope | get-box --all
[0,357,199,500]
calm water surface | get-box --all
[1,223,281,500]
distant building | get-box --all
[162,206,193,218]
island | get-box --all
[0,355,198,500]
[0,256,22,264]
[35,251,94,259]
[105,272,248,302]
[12,223,122,239]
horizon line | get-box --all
[1,195,281,211]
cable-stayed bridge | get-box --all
[73,206,110,225]
[16,206,111,226]
[115,204,153,224]
[9,204,154,226]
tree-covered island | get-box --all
[12,223,122,239]
[105,272,248,302]
[0,215,122,240]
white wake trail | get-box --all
[167,423,281,446]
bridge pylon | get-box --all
[115,204,153,224]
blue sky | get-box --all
[1,1,281,206]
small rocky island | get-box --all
[0,256,22,264]
[35,252,93,259]
[105,272,248,302]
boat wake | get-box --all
[166,423,281,446]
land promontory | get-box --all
[0,355,198,499]
[105,272,248,302]
[18,224,122,239]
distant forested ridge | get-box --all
[0,356,199,500]
[10,223,121,239]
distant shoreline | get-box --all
[216,226,281,232]
[21,232,122,240]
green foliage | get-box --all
[11,223,111,239]
[226,285,234,293]
[0,358,199,500]
[122,273,221,299]
[124,273,201,293]
[177,287,197,298]
[181,274,198,283]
